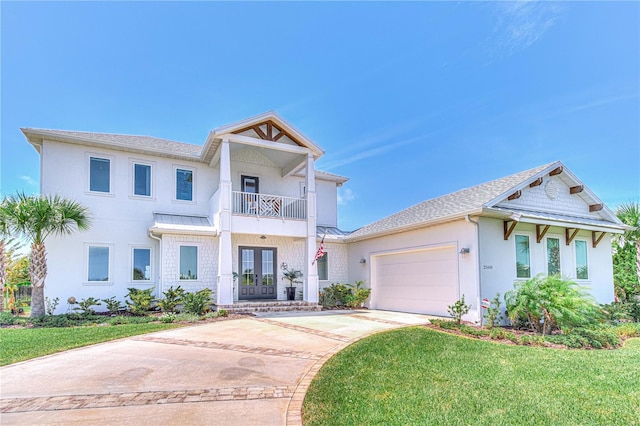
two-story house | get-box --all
[22,111,630,320]
[22,112,348,312]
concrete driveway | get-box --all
[1,310,433,425]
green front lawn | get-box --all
[303,327,640,425]
[0,323,181,366]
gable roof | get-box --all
[346,161,627,242]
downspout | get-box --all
[148,231,162,298]
[465,215,482,324]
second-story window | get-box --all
[134,163,151,197]
[90,157,110,193]
[176,168,193,201]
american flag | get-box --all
[313,234,326,265]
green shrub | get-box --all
[31,314,103,328]
[158,286,185,313]
[627,298,640,322]
[0,311,26,326]
[505,275,599,335]
[600,302,632,324]
[174,313,202,323]
[460,325,489,337]
[519,335,545,346]
[182,288,212,315]
[545,327,621,349]
[217,309,228,317]
[45,297,60,316]
[434,320,461,330]
[107,315,156,325]
[160,312,177,323]
[346,281,371,308]
[489,328,515,341]
[319,283,357,308]
[74,297,101,315]
[613,322,640,338]
[447,295,471,325]
[483,294,503,328]
[126,287,156,315]
[545,333,590,349]
[102,297,123,314]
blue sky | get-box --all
[1,1,638,231]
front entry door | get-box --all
[239,247,277,299]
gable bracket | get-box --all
[565,228,579,246]
[589,204,603,212]
[549,166,564,176]
[536,224,550,243]
[529,177,543,187]
[508,190,522,201]
[570,185,584,194]
[251,125,268,140]
[592,231,606,248]
[504,220,518,240]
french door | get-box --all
[239,247,277,299]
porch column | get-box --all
[305,153,319,303]
[217,138,234,305]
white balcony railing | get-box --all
[232,191,306,220]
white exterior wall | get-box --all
[347,220,480,321]
[316,180,338,227]
[39,140,213,313]
[479,218,615,306]
[320,242,349,289]
[160,234,218,296]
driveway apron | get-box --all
[1,310,433,425]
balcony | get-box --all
[232,191,306,220]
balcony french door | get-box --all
[239,247,277,299]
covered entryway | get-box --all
[372,245,459,316]
[239,247,277,299]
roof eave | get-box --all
[21,128,204,163]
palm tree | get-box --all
[1,193,91,317]
[616,201,640,287]
[0,206,9,311]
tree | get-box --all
[1,193,91,317]
[614,201,640,301]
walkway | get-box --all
[0,310,434,425]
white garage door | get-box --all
[373,246,458,316]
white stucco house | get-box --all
[22,112,630,320]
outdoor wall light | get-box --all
[359,258,367,264]
[260,235,267,240]
[280,262,288,270]
[459,248,470,255]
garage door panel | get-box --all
[374,246,458,317]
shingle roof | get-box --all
[22,128,202,158]
[347,162,559,241]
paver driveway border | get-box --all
[1,310,435,426]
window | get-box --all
[176,168,193,201]
[317,253,328,281]
[89,157,110,193]
[134,163,151,196]
[575,240,588,280]
[179,245,198,280]
[132,248,151,281]
[547,237,561,276]
[515,235,531,278]
[88,246,110,281]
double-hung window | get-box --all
[176,168,194,201]
[89,157,111,193]
[575,240,588,280]
[515,235,531,278]
[133,163,152,197]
